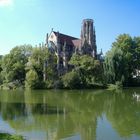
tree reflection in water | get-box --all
[0,89,140,140]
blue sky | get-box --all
[0,0,140,55]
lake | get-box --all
[0,88,140,140]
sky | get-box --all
[0,0,140,55]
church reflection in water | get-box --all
[0,89,140,140]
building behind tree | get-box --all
[46,19,102,75]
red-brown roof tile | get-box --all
[72,39,81,48]
[53,31,80,46]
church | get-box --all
[45,19,101,75]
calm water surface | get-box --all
[0,89,140,140]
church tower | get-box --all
[80,19,97,58]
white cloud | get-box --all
[0,0,13,7]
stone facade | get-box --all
[46,19,98,75]
[80,19,97,57]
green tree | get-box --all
[25,45,57,89]
[69,54,104,87]
[26,47,44,81]
[104,34,140,86]
[133,37,140,75]
[62,70,81,89]
[0,55,3,84]
[43,48,57,81]
[104,47,126,84]
[25,69,40,89]
[1,45,32,85]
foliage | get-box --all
[1,45,32,85]
[104,34,140,86]
[25,69,40,89]
[0,55,3,84]
[52,79,64,89]
[108,82,123,91]
[62,70,81,89]
[70,54,104,87]
[26,47,45,80]
[44,48,57,81]
[0,33,140,89]
[0,133,24,140]
[25,45,57,89]
[104,47,126,84]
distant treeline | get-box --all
[0,34,140,89]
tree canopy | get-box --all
[0,34,140,89]
[104,34,140,86]
[69,54,105,88]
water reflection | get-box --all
[0,89,140,140]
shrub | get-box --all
[62,71,82,89]
[25,69,40,89]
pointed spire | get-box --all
[46,33,48,45]
[63,40,67,52]
[100,49,103,55]
[63,41,68,72]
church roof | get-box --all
[53,31,81,47]
[72,39,81,48]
